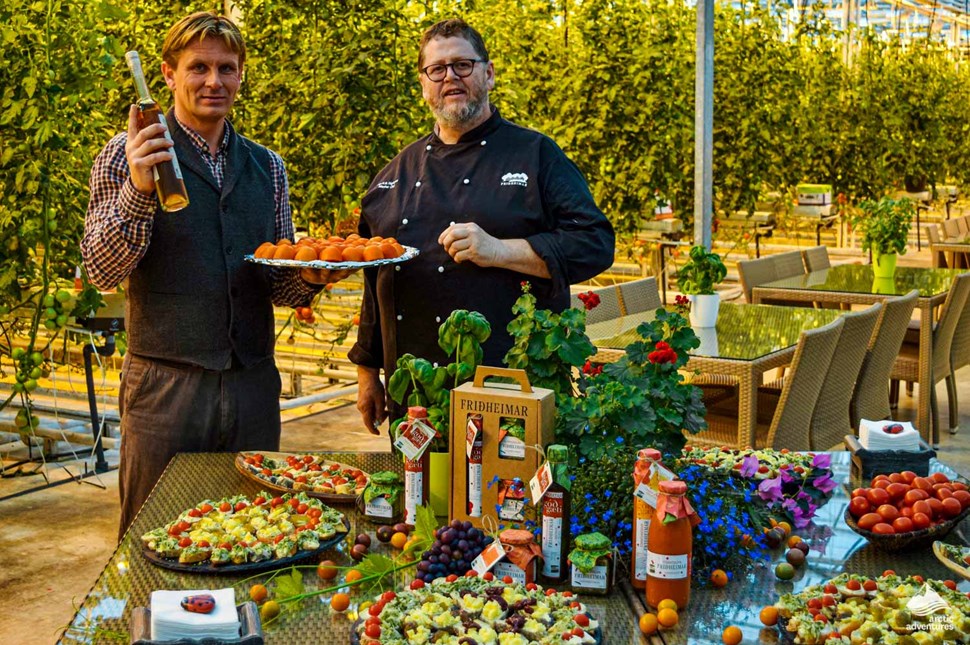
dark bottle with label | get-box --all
[539,444,572,584]
[125,51,189,212]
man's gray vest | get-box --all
[126,115,277,370]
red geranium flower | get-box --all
[582,359,603,376]
[577,291,601,310]
[647,341,677,365]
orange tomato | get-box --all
[330,592,350,612]
[368,236,384,244]
[710,569,729,588]
[722,626,743,645]
[273,245,296,260]
[346,233,361,241]
[639,613,659,635]
[657,608,679,629]
[327,235,345,243]
[380,242,401,259]
[759,606,779,626]
[294,246,318,262]
[341,246,365,262]
[276,238,293,245]
[857,513,882,531]
[345,570,364,584]
[362,245,384,262]
[320,246,344,262]
[254,242,275,258]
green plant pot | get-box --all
[871,277,896,295]
[429,451,451,517]
[872,251,897,279]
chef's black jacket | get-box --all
[348,108,615,396]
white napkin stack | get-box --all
[859,419,921,452]
[151,588,240,642]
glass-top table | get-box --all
[752,264,968,438]
[60,452,969,645]
[588,303,843,448]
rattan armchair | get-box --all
[849,290,918,431]
[947,300,970,435]
[737,253,806,305]
[571,285,623,325]
[926,224,943,245]
[944,218,962,240]
[889,274,970,445]
[773,250,807,278]
[618,277,661,314]
[801,246,831,272]
[699,317,845,450]
[808,303,882,450]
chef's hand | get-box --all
[300,267,355,286]
[438,223,552,278]
[438,222,505,267]
[124,104,173,196]
[356,366,386,435]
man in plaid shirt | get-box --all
[82,12,347,538]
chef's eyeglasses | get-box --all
[421,59,485,82]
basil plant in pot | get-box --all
[677,245,728,328]
[852,197,913,279]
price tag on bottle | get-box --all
[634,462,677,507]
[471,540,507,575]
[529,461,554,504]
[393,418,437,461]
[466,415,483,459]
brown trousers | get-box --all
[117,353,282,540]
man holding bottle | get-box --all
[349,18,615,434]
[82,12,344,538]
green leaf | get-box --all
[275,567,305,602]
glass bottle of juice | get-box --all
[539,444,571,583]
[631,448,662,590]
[646,480,694,610]
[400,406,431,527]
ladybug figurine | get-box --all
[181,594,216,614]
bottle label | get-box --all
[471,541,506,575]
[468,441,482,517]
[365,496,393,519]
[634,462,677,508]
[646,551,689,580]
[633,518,651,581]
[529,461,553,504]
[494,562,527,585]
[571,564,608,590]
[404,465,423,525]
[156,113,183,180]
[499,435,526,460]
[394,418,436,460]
[541,492,564,577]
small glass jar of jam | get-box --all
[568,532,614,595]
[357,471,403,524]
[493,529,543,586]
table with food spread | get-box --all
[60,449,970,645]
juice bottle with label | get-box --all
[467,414,484,517]
[631,448,662,590]
[646,480,694,610]
[400,406,431,527]
[539,444,571,583]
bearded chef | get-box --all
[349,18,615,434]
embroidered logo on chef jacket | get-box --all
[377,179,399,189]
[500,172,528,188]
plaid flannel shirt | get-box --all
[81,116,318,307]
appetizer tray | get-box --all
[350,578,603,645]
[244,245,418,270]
[140,491,348,574]
[234,452,369,503]
[933,541,970,581]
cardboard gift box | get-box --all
[450,367,555,529]
[796,183,832,206]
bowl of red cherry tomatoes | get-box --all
[845,470,970,551]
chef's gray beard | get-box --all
[430,94,488,130]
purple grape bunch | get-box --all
[415,519,493,583]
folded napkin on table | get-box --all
[151,588,240,642]
[859,419,921,452]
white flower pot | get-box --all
[694,326,720,356]
[688,293,720,328]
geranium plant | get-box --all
[505,283,707,461]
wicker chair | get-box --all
[801,246,831,272]
[959,218,970,236]
[572,285,624,325]
[943,219,962,240]
[925,224,943,245]
[849,290,918,431]
[946,299,970,435]
[698,317,845,450]
[808,303,882,450]
[737,256,776,303]
[773,250,808,279]
[618,277,661,315]
[889,274,970,445]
